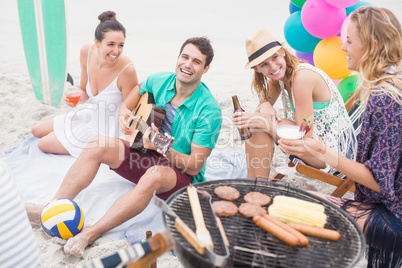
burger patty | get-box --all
[244,192,272,206]
[214,186,241,201]
[239,203,267,218]
[212,200,238,217]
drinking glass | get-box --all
[65,92,82,120]
[275,124,306,175]
[65,92,81,107]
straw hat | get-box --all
[245,29,284,69]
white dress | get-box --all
[54,46,131,157]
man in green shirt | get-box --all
[27,37,222,257]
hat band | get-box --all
[248,41,282,63]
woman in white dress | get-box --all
[31,11,138,157]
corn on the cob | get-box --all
[268,195,327,228]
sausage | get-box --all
[286,222,341,241]
[253,215,299,247]
[262,214,310,248]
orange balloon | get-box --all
[313,36,352,79]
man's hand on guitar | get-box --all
[143,123,174,157]
[143,123,160,151]
[119,104,136,135]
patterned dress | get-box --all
[354,92,402,220]
[280,63,357,173]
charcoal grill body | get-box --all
[164,179,365,268]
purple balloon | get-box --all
[296,51,315,65]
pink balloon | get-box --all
[332,78,342,86]
[341,14,352,44]
[325,0,359,8]
[301,0,346,39]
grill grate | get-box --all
[164,179,365,268]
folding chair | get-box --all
[273,90,363,197]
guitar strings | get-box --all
[136,117,157,137]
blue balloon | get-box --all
[296,51,314,66]
[284,11,321,53]
[289,1,301,14]
[346,1,373,16]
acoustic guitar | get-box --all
[124,92,174,155]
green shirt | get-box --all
[140,72,222,183]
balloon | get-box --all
[291,0,307,8]
[341,14,352,44]
[314,36,352,79]
[337,75,358,102]
[284,11,322,53]
[296,51,315,65]
[324,0,358,8]
[289,1,301,14]
[346,1,372,16]
[301,0,346,39]
[332,78,342,86]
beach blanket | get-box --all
[0,135,247,243]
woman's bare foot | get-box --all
[25,203,44,225]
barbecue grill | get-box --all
[163,179,365,268]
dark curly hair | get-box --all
[179,37,214,68]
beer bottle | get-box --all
[146,231,157,268]
[127,230,174,268]
[232,95,252,140]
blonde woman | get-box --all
[280,7,402,267]
[234,29,356,179]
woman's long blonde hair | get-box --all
[251,48,305,102]
[352,6,402,106]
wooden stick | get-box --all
[187,185,214,250]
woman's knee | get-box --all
[37,137,48,152]
[31,119,54,138]
[31,123,44,137]
[37,133,69,154]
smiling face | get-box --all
[175,44,209,86]
[342,21,364,72]
[95,30,125,64]
[254,49,287,81]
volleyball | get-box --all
[40,198,84,240]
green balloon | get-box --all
[291,0,306,9]
[338,75,358,103]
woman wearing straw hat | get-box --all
[233,28,357,180]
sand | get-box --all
[1,0,401,267]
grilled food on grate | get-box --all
[212,200,238,217]
[213,186,241,201]
[287,222,341,241]
[239,202,267,218]
[243,191,271,206]
[164,179,365,268]
[268,195,327,228]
